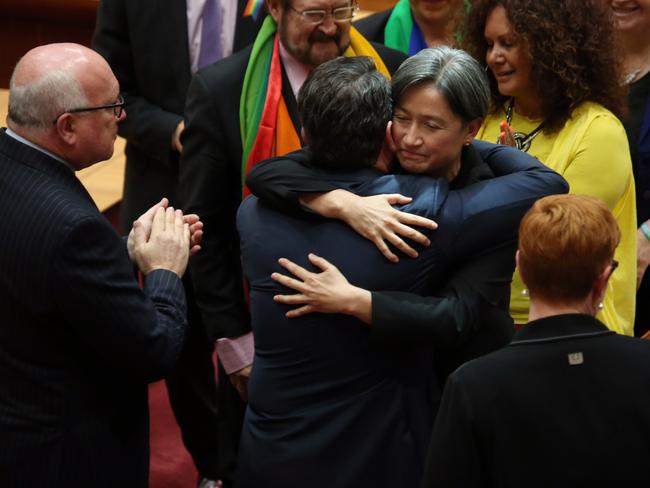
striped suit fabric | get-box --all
[0,129,187,487]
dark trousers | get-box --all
[166,278,246,485]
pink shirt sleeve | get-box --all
[216,331,254,374]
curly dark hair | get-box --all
[464,0,626,133]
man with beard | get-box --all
[179,2,404,484]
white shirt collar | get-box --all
[5,128,75,171]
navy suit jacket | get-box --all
[235,147,567,487]
[0,130,187,487]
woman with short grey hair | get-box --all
[248,45,530,384]
[392,45,490,126]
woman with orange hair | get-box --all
[422,194,650,487]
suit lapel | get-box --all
[0,131,97,208]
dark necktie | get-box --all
[198,0,222,69]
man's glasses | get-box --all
[289,4,358,24]
[52,94,125,124]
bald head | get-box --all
[8,43,115,131]
[7,43,122,169]
[13,43,111,86]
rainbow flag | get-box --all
[243,0,264,20]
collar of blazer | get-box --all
[509,313,614,346]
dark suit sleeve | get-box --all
[180,70,251,341]
[372,242,515,348]
[246,153,340,215]
[51,216,187,383]
[473,140,555,178]
[442,142,569,259]
[421,372,484,488]
[92,0,182,163]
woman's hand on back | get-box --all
[302,190,438,263]
[271,254,372,323]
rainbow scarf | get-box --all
[239,15,390,196]
[242,0,264,21]
[384,0,472,54]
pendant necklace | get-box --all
[499,98,544,153]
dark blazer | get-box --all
[246,142,554,380]
[92,0,263,229]
[372,146,518,381]
[354,9,392,45]
[422,314,650,488]
[235,147,567,487]
[0,130,187,487]
[179,41,407,342]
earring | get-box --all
[597,302,604,311]
[521,288,528,296]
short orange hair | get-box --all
[518,194,620,303]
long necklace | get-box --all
[499,98,544,153]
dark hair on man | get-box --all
[465,0,627,133]
[297,56,392,170]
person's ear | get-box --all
[464,118,483,145]
[54,114,77,146]
[373,122,396,173]
[266,0,282,23]
[385,120,397,153]
[515,250,529,289]
[592,262,614,307]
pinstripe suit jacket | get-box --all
[0,129,187,487]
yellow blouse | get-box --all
[477,101,637,336]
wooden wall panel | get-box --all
[0,0,396,88]
[0,0,98,88]
[358,0,396,12]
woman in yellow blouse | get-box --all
[466,0,637,335]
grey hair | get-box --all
[392,46,490,124]
[8,68,88,130]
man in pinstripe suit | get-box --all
[0,43,196,487]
